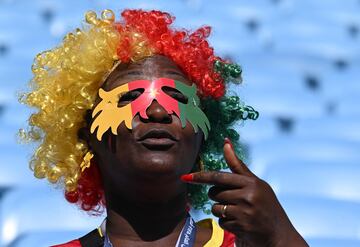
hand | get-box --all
[181,138,308,247]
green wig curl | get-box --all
[189,62,259,213]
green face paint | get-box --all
[174,80,211,139]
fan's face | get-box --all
[89,55,205,202]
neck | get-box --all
[105,191,189,244]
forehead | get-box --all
[103,55,193,90]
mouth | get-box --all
[137,129,178,150]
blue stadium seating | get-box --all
[0,0,359,246]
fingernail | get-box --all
[224,137,233,150]
[180,174,194,182]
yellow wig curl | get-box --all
[19,10,156,192]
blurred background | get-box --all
[0,0,359,246]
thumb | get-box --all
[224,138,253,176]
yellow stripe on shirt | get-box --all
[196,218,224,247]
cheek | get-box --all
[91,123,134,170]
[113,123,137,159]
[178,122,203,166]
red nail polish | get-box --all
[181,174,194,182]
[224,137,233,150]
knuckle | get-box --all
[245,191,257,205]
[256,178,273,193]
[197,172,206,181]
[211,172,224,183]
[244,207,256,217]
[250,177,268,191]
[258,177,268,187]
[261,179,272,190]
[249,177,260,186]
[211,204,220,215]
[212,172,221,180]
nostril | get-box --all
[145,100,172,123]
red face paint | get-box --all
[128,78,180,119]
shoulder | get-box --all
[196,218,236,247]
[50,229,104,247]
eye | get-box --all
[162,86,188,104]
[118,88,144,107]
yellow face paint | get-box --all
[90,83,133,141]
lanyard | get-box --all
[175,216,197,247]
[103,216,197,247]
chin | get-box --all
[135,154,186,178]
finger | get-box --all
[224,138,253,176]
[211,203,236,220]
[182,171,249,188]
[208,186,248,204]
[218,218,244,234]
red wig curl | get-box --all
[116,9,225,99]
[65,158,105,214]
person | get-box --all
[19,9,308,247]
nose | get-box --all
[145,99,172,124]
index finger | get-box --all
[181,171,250,188]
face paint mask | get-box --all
[90,78,210,141]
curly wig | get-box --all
[19,9,258,214]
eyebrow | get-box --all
[104,66,190,89]
[163,69,185,77]
[103,69,142,86]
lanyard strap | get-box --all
[103,233,112,247]
[175,216,197,247]
[102,216,197,247]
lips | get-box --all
[137,129,178,150]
